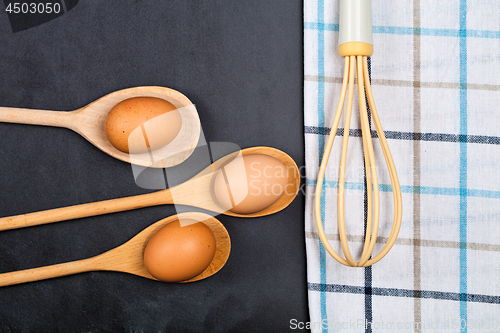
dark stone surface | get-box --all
[0,1,307,332]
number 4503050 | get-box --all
[5,2,61,14]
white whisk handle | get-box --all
[339,0,373,46]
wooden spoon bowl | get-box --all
[216,146,301,218]
[0,212,230,287]
[0,86,201,167]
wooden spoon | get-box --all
[0,86,201,168]
[0,146,300,231]
[0,212,230,287]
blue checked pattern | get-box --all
[304,0,500,332]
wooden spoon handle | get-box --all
[0,106,75,128]
[0,190,171,231]
[0,257,97,287]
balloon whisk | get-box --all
[314,0,402,267]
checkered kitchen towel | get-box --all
[304,0,500,332]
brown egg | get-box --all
[143,219,216,282]
[104,97,182,153]
[213,154,290,214]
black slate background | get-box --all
[0,1,307,332]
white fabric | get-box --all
[304,0,500,332]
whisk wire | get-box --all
[361,56,383,266]
[314,57,350,267]
[360,57,403,267]
[337,55,357,266]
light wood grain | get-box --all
[0,213,230,287]
[0,86,201,168]
[0,147,300,231]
